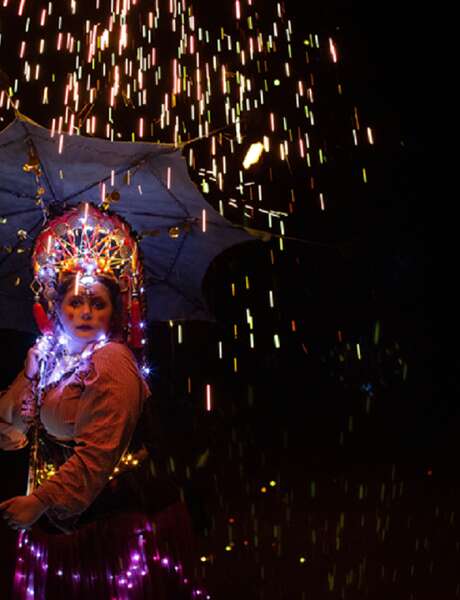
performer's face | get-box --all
[58,281,114,352]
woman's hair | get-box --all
[55,274,124,340]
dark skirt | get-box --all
[11,431,208,599]
[12,502,207,600]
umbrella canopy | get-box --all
[0,116,253,333]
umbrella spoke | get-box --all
[146,277,205,312]
[0,187,37,201]
[0,218,42,268]
[117,210,191,220]
[142,228,189,283]
[60,154,154,204]
[0,206,42,218]
[163,230,188,280]
[0,131,28,150]
[142,263,165,282]
[22,122,60,206]
[145,160,191,217]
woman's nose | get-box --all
[80,303,93,319]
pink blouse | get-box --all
[0,342,150,518]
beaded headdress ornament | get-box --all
[30,202,145,349]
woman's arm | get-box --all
[31,343,147,518]
[0,371,33,451]
[0,495,47,530]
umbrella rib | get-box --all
[115,209,188,222]
[119,210,247,230]
[0,131,29,151]
[0,217,43,269]
[142,263,163,282]
[163,228,189,282]
[20,121,60,206]
[162,279,206,312]
[141,229,189,284]
[145,159,191,217]
[61,154,157,204]
[143,232,206,311]
[0,187,37,202]
[0,206,42,218]
[143,268,206,312]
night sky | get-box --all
[291,0,430,423]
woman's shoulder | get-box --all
[88,341,139,380]
[93,341,135,360]
[80,341,150,399]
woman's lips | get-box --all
[76,325,93,331]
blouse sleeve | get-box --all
[0,371,32,451]
[32,342,148,518]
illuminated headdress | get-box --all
[30,202,146,349]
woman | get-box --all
[0,204,204,599]
[0,274,148,529]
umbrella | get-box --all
[0,116,253,332]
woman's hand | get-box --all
[24,347,41,380]
[0,495,47,530]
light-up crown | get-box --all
[31,202,141,292]
[30,202,146,348]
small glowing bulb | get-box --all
[80,274,95,287]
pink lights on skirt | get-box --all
[12,502,210,599]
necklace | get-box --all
[38,333,109,389]
[20,335,108,425]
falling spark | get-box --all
[202,209,206,232]
[167,166,171,189]
[74,271,81,295]
[329,38,338,62]
[206,384,212,411]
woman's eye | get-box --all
[69,299,82,307]
[93,301,106,310]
